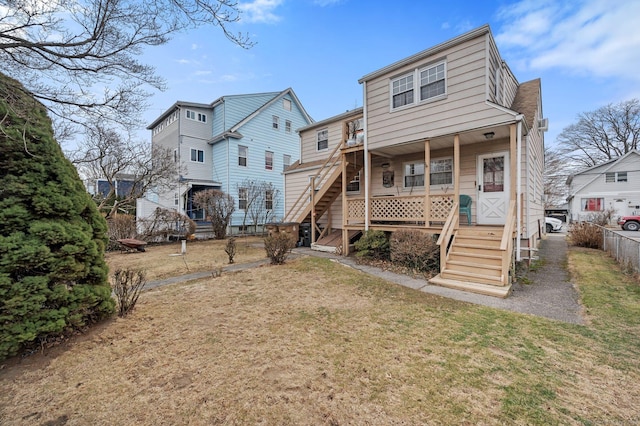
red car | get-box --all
[618,216,640,231]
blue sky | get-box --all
[141,0,640,149]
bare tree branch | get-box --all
[0,0,253,139]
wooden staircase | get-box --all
[284,139,364,226]
[431,226,513,298]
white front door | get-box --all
[477,152,510,225]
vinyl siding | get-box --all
[569,153,640,221]
[364,35,515,150]
[222,96,306,226]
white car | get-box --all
[545,217,563,233]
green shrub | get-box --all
[264,232,296,265]
[390,230,440,272]
[354,230,390,260]
[0,73,114,360]
[568,222,603,249]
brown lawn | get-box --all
[0,243,639,425]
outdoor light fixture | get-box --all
[483,132,495,140]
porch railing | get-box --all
[346,194,455,224]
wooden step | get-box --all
[447,251,502,268]
[445,261,502,277]
[429,274,511,298]
[453,243,503,255]
[440,268,505,286]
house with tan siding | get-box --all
[284,25,547,297]
[139,89,313,234]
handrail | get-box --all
[500,200,517,250]
[283,139,345,223]
[437,201,459,246]
[437,201,459,272]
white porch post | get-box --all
[454,134,460,209]
[363,81,370,232]
[516,117,523,261]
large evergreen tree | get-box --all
[0,73,115,359]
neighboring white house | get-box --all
[566,150,640,223]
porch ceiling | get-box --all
[370,125,512,157]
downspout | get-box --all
[516,116,523,261]
[363,81,369,231]
[177,108,182,214]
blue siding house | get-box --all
[143,88,313,235]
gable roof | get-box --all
[510,78,541,133]
[566,150,640,197]
[148,88,314,133]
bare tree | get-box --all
[71,122,178,218]
[193,189,235,239]
[253,183,281,233]
[236,179,263,234]
[543,146,575,208]
[556,99,640,168]
[0,0,253,137]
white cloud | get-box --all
[238,0,284,24]
[495,0,640,80]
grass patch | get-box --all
[0,247,639,424]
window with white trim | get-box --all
[186,110,195,119]
[285,119,292,133]
[419,61,446,101]
[391,73,414,109]
[197,113,206,123]
[273,115,279,130]
[283,99,292,111]
[430,157,453,186]
[190,148,204,163]
[265,151,273,170]
[265,190,273,210]
[317,129,328,151]
[238,145,247,167]
[581,198,604,211]
[283,154,291,172]
[404,162,425,187]
[605,171,627,182]
[238,188,247,210]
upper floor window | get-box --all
[273,115,279,130]
[392,74,414,109]
[283,154,291,172]
[317,129,328,151]
[430,157,453,186]
[186,109,206,122]
[238,188,248,210]
[190,148,204,163]
[404,162,425,188]
[605,171,627,183]
[265,151,274,170]
[238,145,248,167]
[285,119,292,133]
[283,99,292,111]
[419,61,446,101]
